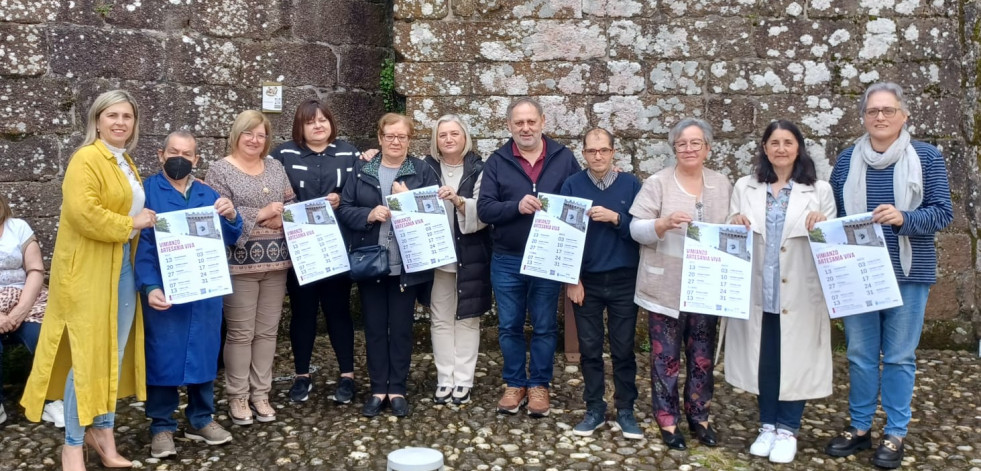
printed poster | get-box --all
[386,185,457,273]
[282,197,350,285]
[807,212,903,318]
[679,222,753,319]
[519,193,592,284]
[154,207,233,304]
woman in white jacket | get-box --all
[726,119,836,464]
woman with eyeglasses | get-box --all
[823,83,952,469]
[628,118,732,450]
[337,113,438,418]
[205,110,295,426]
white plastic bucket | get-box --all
[386,447,444,471]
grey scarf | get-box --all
[842,129,922,276]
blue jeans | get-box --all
[842,283,930,437]
[64,243,137,446]
[146,383,215,436]
[490,253,561,389]
[758,312,805,434]
[0,321,42,404]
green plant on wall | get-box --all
[94,2,114,17]
[380,58,405,114]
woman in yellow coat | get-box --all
[21,90,157,471]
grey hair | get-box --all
[583,127,615,149]
[859,82,910,116]
[668,118,713,148]
[506,97,544,122]
[430,114,473,158]
[162,130,197,152]
[80,89,141,153]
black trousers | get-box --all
[358,276,419,395]
[572,267,639,412]
[287,270,355,375]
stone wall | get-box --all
[0,0,391,264]
[393,0,981,344]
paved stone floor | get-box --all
[1,330,979,470]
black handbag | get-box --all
[348,232,393,281]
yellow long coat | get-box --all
[21,140,146,425]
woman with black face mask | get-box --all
[133,131,243,459]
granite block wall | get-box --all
[392,0,981,344]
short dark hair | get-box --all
[582,128,615,149]
[161,130,196,152]
[291,98,338,147]
[755,119,817,186]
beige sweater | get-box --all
[629,165,732,318]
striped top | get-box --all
[829,140,953,284]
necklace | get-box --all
[443,161,464,177]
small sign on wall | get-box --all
[261,82,283,113]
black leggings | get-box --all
[287,271,355,375]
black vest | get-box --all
[425,152,493,318]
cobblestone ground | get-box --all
[1,328,978,471]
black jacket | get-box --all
[337,154,439,291]
[424,152,492,319]
[272,139,360,242]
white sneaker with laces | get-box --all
[749,424,776,457]
[42,400,66,428]
[0,404,7,425]
[769,429,798,463]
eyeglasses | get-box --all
[241,131,267,141]
[383,134,409,143]
[674,140,705,151]
[583,148,613,157]
[864,107,899,118]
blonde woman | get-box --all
[205,110,294,425]
[423,115,491,406]
[22,89,156,470]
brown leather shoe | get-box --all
[527,386,550,418]
[496,386,527,414]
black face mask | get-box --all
[163,156,194,180]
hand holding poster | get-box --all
[282,197,350,285]
[385,185,457,273]
[807,212,903,318]
[679,222,753,319]
[519,193,591,284]
[154,207,233,304]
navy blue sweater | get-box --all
[477,136,581,256]
[560,170,641,274]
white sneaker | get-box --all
[769,429,798,463]
[749,424,776,457]
[0,404,7,425]
[42,400,66,428]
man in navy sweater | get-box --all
[560,128,643,439]
[477,98,580,418]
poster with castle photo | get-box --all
[153,207,233,304]
[282,197,350,285]
[807,212,902,318]
[520,193,592,284]
[385,185,457,273]
[679,222,753,319]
